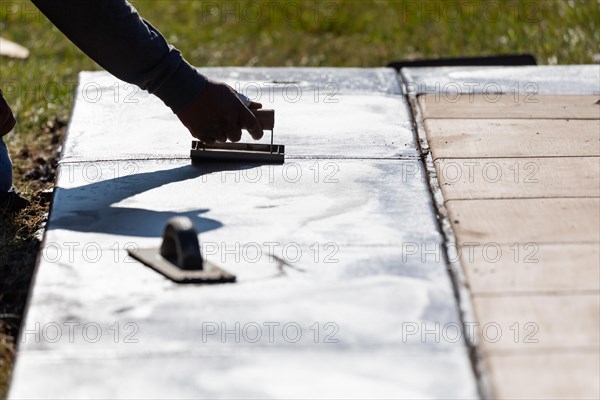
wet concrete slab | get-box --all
[43,159,440,248]
[402,65,600,95]
[12,160,477,397]
[11,68,478,398]
[61,68,416,163]
[19,246,457,360]
[17,160,452,353]
[13,348,476,399]
[15,246,475,398]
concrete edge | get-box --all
[399,68,493,400]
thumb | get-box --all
[240,106,264,140]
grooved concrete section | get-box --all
[10,69,478,399]
[413,65,600,399]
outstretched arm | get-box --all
[31,0,263,143]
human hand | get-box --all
[176,79,263,144]
[0,91,16,137]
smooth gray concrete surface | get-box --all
[11,68,478,399]
[402,65,600,95]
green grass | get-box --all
[1,0,599,135]
[0,0,598,396]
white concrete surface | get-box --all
[61,68,416,162]
[10,68,478,399]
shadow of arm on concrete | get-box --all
[47,163,256,237]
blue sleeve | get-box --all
[31,0,207,113]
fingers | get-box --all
[193,127,220,144]
[227,127,243,143]
[213,126,228,143]
[235,92,263,139]
[198,110,259,143]
[177,80,265,144]
[239,106,264,140]
[223,119,242,143]
[193,116,246,144]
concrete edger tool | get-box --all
[190,96,284,164]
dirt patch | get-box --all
[0,117,66,397]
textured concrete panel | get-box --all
[462,243,600,294]
[486,352,600,400]
[472,294,600,351]
[411,65,600,400]
[419,94,600,120]
[402,65,600,95]
[61,69,415,163]
[435,157,600,199]
[12,158,476,398]
[424,119,600,159]
[447,198,600,244]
